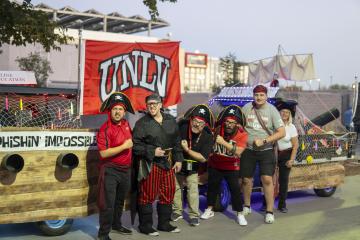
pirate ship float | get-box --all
[206,48,357,210]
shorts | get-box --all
[240,149,275,177]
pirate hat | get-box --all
[184,104,215,128]
[100,92,135,114]
[216,104,246,127]
[275,98,298,117]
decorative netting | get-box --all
[0,94,80,129]
[208,86,357,164]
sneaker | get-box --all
[242,206,252,216]
[189,218,200,226]
[148,230,160,236]
[237,213,248,226]
[139,226,159,236]
[158,223,181,233]
[170,227,181,233]
[265,213,275,224]
[200,208,215,220]
[111,225,132,235]
[171,212,183,222]
[278,207,288,213]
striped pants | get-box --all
[138,164,176,205]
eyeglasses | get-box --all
[146,102,160,107]
[192,118,206,127]
[225,120,237,126]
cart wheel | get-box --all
[314,187,337,197]
[214,180,231,212]
[35,219,73,236]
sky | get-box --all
[31,0,360,88]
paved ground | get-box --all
[1,175,359,240]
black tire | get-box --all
[35,219,73,236]
[213,180,231,212]
[314,187,337,197]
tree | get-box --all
[143,0,178,19]
[220,53,238,87]
[211,84,222,94]
[16,52,53,87]
[0,0,72,52]
[329,84,350,90]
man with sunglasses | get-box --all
[201,105,248,226]
[172,105,214,226]
[132,93,183,236]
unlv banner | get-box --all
[83,40,181,115]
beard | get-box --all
[224,125,237,135]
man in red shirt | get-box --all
[96,92,135,240]
[201,104,248,226]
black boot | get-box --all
[138,204,159,236]
[157,204,180,233]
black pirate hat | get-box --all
[216,104,246,127]
[184,104,215,128]
[100,92,135,114]
[275,98,298,117]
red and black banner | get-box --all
[83,40,181,115]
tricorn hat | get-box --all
[275,98,298,117]
[216,104,246,127]
[100,92,135,114]
[184,104,215,128]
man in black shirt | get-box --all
[133,93,183,236]
[172,104,214,226]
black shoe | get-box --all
[278,207,288,213]
[112,225,132,235]
[189,218,200,226]
[97,235,112,240]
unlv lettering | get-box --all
[99,50,171,102]
[214,140,236,157]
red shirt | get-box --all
[209,129,248,171]
[97,119,132,167]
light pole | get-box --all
[317,79,321,91]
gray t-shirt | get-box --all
[242,102,284,150]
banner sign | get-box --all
[0,131,97,151]
[0,71,36,85]
[83,40,181,115]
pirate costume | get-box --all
[132,93,184,235]
[172,104,214,226]
[275,98,298,212]
[96,92,135,240]
[201,105,248,226]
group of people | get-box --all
[95,84,299,240]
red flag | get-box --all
[83,40,181,115]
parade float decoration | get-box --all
[205,48,357,210]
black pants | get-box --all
[278,150,292,207]
[98,167,131,237]
[207,167,243,212]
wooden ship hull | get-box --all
[0,128,99,224]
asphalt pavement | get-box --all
[1,175,359,240]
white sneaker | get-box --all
[243,206,252,216]
[265,213,275,224]
[200,208,215,220]
[237,213,248,226]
